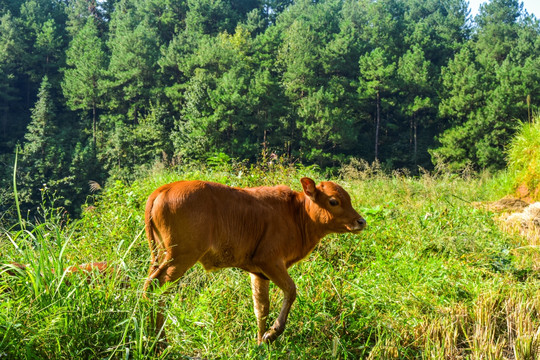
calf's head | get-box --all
[301,177,366,234]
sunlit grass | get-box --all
[507,115,540,200]
[1,162,539,359]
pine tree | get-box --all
[397,45,433,165]
[65,0,101,36]
[433,0,539,170]
[62,16,107,152]
[20,76,66,208]
[105,0,160,122]
[358,48,396,161]
[0,12,24,142]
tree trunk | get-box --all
[413,116,417,165]
[375,89,380,161]
[410,115,413,152]
[92,101,97,153]
[263,129,267,157]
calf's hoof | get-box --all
[261,327,282,343]
[154,338,170,354]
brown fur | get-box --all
[64,261,111,275]
[3,261,112,280]
[143,177,366,344]
[3,262,27,276]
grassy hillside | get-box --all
[1,163,539,359]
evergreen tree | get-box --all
[100,105,171,179]
[62,16,107,151]
[19,0,68,85]
[105,0,161,122]
[475,0,522,68]
[433,0,539,170]
[358,48,396,161]
[134,0,188,43]
[403,0,470,68]
[35,18,63,76]
[397,45,434,166]
[171,26,261,159]
[1,0,539,219]
[0,12,24,146]
[277,0,360,165]
[358,0,405,57]
[185,0,262,35]
[65,0,110,36]
[19,76,67,209]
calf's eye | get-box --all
[329,198,339,206]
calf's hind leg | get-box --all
[250,273,270,344]
[144,253,199,337]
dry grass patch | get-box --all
[414,289,540,360]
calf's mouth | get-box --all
[347,218,367,232]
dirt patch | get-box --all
[475,196,530,213]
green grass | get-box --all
[1,162,539,359]
[507,115,540,200]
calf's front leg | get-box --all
[258,263,297,343]
[250,273,270,344]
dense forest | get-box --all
[0,0,539,218]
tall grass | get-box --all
[507,115,540,200]
[1,162,539,359]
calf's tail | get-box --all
[143,191,171,294]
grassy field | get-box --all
[1,162,539,359]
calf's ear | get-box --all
[300,177,317,199]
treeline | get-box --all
[0,0,539,217]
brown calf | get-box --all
[143,177,366,344]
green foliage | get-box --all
[0,0,539,217]
[396,45,435,165]
[17,76,99,218]
[62,16,107,151]
[169,24,288,161]
[277,0,357,166]
[185,0,238,35]
[63,16,106,107]
[99,104,173,181]
[358,47,397,163]
[433,0,540,171]
[507,116,540,199]
[19,76,67,209]
[0,12,23,106]
[207,151,232,167]
[105,1,162,120]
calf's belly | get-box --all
[198,240,258,272]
